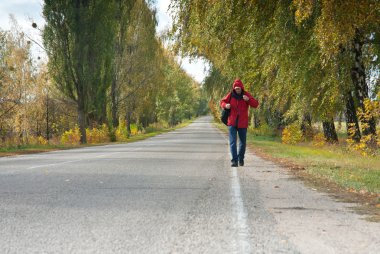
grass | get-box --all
[215,122,380,195]
[0,119,194,156]
[120,121,192,143]
[0,144,66,153]
[249,137,380,194]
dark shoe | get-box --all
[239,160,244,166]
[231,161,238,167]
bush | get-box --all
[145,122,168,133]
[347,95,380,156]
[86,124,110,144]
[312,133,325,147]
[38,136,48,145]
[115,124,129,142]
[249,123,275,136]
[28,136,48,145]
[130,123,142,135]
[282,122,303,145]
[60,126,81,145]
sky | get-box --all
[0,0,45,61]
[0,0,209,83]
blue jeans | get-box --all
[228,126,247,162]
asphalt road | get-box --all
[0,116,379,253]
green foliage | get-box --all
[249,124,276,137]
[43,0,117,143]
[155,55,204,126]
[1,1,207,148]
[145,122,169,133]
[40,0,206,144]
[171,0,380,149]
[129,123,141,135]
[115,118,129,141]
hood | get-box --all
[232,79,244,90]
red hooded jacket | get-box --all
[220,79,259,128]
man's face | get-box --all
[235,87,242,94]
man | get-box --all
[220,79,259,167]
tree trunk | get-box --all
[345,91,361,142]
[322,119,338,143]
[351,29,377,136]
[301,113,312,139]
[75,0,87,144]
[46,93,49,141]
[0,124,5,143]
[253,111,260,128]
[126,110,131,134]
[36,120,40,137]
[143,118,148,128]
[101,95,107,125]
[111,0,129,129]
[111,78,118,128]
[78,96,87,144]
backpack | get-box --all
[221,92,232,125]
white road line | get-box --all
[231,166,251,254]
[27,159,84,169]
[216,126,252,253]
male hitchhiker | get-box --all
[220,79,259,167]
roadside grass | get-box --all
[215,122,380,195]
[0,144,66,153]
[248,136,380,194]
[118,121,192,143]
[0,119,194,156]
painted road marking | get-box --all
[231,166,251,253]
[217,127,251,253]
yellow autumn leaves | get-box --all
[293,0,380,58]
[347,93,380,156]
[281,92,380,156]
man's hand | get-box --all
[225,104,231,109]
[243,95,249,101]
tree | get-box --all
[111,0,134,128]
[294,0,380,137]
[171,0,380,144]
[43,0,116,143]
[0,18,35,144]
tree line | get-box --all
[170,0,380,152]
[0,0,207,146]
